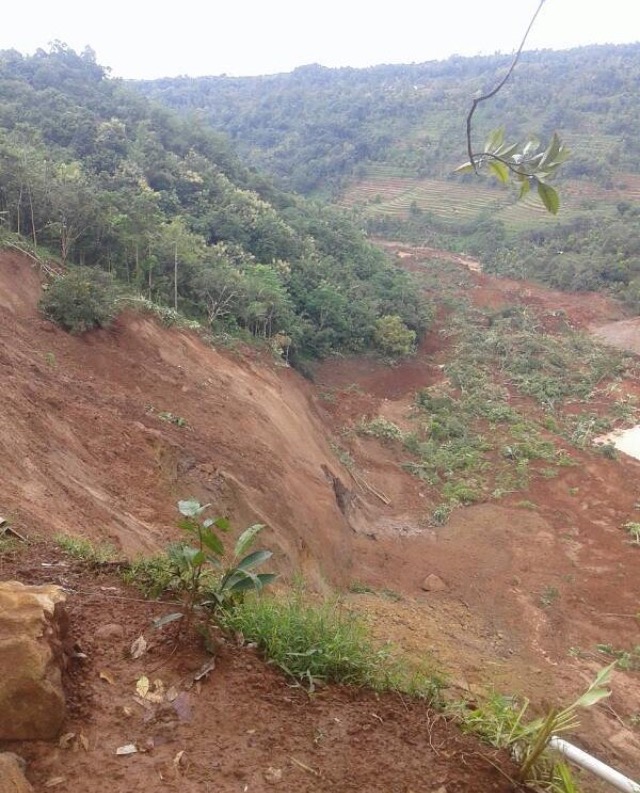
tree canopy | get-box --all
[0,45,429,358]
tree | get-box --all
[374,315,416,358]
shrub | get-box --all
[373,314,416,358]
[40,267,117,333]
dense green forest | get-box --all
[135,44,640,308]
[134,45,640,194]
[0,44,428,359]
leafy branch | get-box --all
[456,0,570,214]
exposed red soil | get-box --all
[2,248,640,790]
[1,543,521,793]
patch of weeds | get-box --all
[598,442,618,460]
[356,417,404,442]
[380,588,404,602]
[44,351,57,368]
[121,552,177,597]
[429,503,453,526]
[348,583,403,602]
[596,643,640,671]
[378,262,638,516]
[348,582,376,595]
[622,522,640,546]
[630,713,640,729]
[449,664,614,790]
[515,500,536,510]
[568,487,579,496]
[318,390,336,403]
[442,480,482,505]
[539,586,559,609]
[0,536,20,555]
[123,295,202,331]
[54,534,117,565]
[330,443,355,470]
[221,589,440,698]
[565,413,611,449]
[157,411,188,428]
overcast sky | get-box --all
[0,0,639,79]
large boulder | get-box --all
[0,581,68,740]
[0,753,33,793]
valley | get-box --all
[2,243,640,790]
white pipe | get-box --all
[549,736,640,793]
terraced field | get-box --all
[338,163,636,234]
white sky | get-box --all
[0,0,639,79]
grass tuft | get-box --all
[54,534,116,565]
[221,590,441,698]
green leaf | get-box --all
[177,517,198,534]
[236,548,273,571]
[573,687,611,709]
[536,182,560,215]
[454,161,476,175]
[234,523,266,557]
[518,179,531,200]
[522,138,540,158]
[488,160,509,184]
[591,661,616,689]
[214,516,230,532]
[224,571,277,593]
[201,528,225,557]
[495,142,519,160]
[178,499,209,518]
[153,611,184,629]
[484,127,505,152]
[190,549,206,567]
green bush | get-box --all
[373,314,416,358]
[40,268,118,333]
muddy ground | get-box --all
[1,247,639,791]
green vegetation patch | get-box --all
[357,261,638,521]
[221,589,440,697]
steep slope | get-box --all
[0,252,356,584]
[3,248,640,785]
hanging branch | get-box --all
[456,0,570,214]
[465,0,547,170]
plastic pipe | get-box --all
[549,736,640,793]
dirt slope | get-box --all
[2,249,640,789]
[0,252,357,586]
[316,246,640,782]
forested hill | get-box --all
[0,45,428,359]
[132,44,640,195]
[134,43,640,311]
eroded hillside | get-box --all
[3,249,640,789]
[0,252,362,586]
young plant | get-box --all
[623,522,640,546]
[154,499,276,633]
[451,663,616,790]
